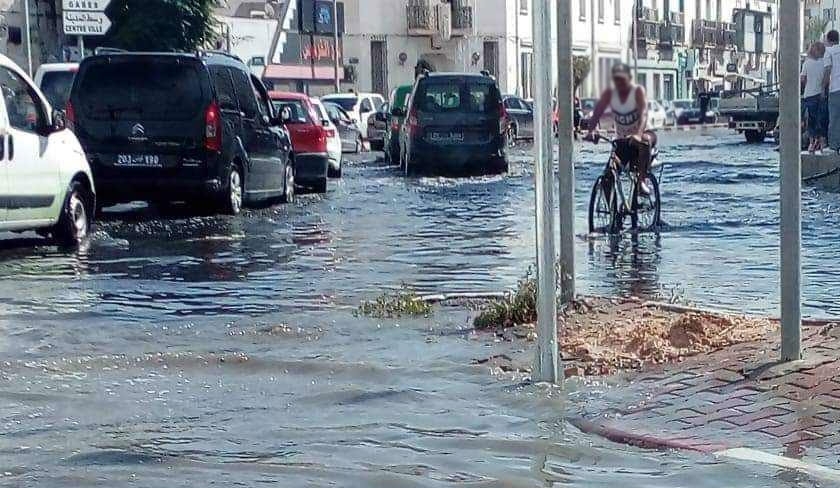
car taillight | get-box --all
[205,101,222,151]
[408,108,419,136]
[324,128,336,138]
[391,119,400,131]
[65,101,75,131]
[499,102,507,133]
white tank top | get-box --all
[610,85,643,137]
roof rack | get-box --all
[93,47,128,55]
[198,50,244,63]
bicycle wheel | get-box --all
[588,174,620,234]
[630,172,661,231]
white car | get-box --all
[33,62,78,111]
[0,55,95,246]
[321,92,385,140]
[310,97,343,177]
[647,100,667,129]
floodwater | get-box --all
[0,129,834,486]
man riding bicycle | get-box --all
[586,63,656,193]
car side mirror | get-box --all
[262,114,271,126]
[360,106,372,114]
[322,119,331,127]
[52,109,67,132]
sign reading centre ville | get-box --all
[63,0,113,35]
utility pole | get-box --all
[333,0,340,93]
[23,0,32,75]
[532,0,560,384]
[778,0,801,362]
[556,0,575,305]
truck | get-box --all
[718,84,780,143]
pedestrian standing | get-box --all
[803,41,827,153]
[823,30,840,151]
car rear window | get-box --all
[272,99,311,124]
[39,71,75,110]
[415,80,499,114]
[390,87,411,114]
[75,59,206,121]
[322,96,356,111]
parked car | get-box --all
[269,91,331,191]
[647,100,668,129]
[0,54,95,246]
[678,98,719,125]
[321,92,385,139]
[667,99,694,125]
[70,51,295,213]
[323,101,363,154]
[33,62,77,111]
[310,98,342,178]
[367,102,389,150]
[384,84,413,165]
[399,72,508,175]
[502,94,533,144]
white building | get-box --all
[1,0,62,74]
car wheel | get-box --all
[53,181,92,247]
[328,156,342,178]
[220,163,244,215]
[281,163,295,203]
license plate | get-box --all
[116,154,162,167]
[428,131,464,143]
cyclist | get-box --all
[586,63,656,193]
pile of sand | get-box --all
[490,297,777,377]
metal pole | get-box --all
[79,36,85,60]
[333,0,340,93]
[556,0,575,304]
[779,0,801,361]
[532,0,560,384]
[23,0,32,75]
[632,0,639,79]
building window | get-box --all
[637,73,647,92]
[664,74,674,101]
[579,0,586,19]
[614,0,621,24]
[706,0,711,19]
[716,0,722,20]
[520,0,528,14]
[520,52,533,99]
[598,0,604,22]
[653,73,661,100]
[679,0,684,12]
[483,41,499,78]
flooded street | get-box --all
[1,128,836,486]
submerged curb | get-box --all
[659,123,728,132]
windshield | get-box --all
[76,59,205,121]
[415,80,499,114]
[673,100,693,109]
[322,96,357,111]
[39,71,75,109]
[272,99,311,124]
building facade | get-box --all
[1,0,62,74]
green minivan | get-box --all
[384,84,413,165]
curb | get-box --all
[570,418,840,483]
[659,123,728,132]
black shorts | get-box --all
[614,131,657,169]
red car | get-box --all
[268,91,329,193]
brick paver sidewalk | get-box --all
[576,320,840,468]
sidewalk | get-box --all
[574,319,840,473]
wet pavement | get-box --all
[1,128,837,486]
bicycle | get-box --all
[587,133,662,234]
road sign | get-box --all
[62,0,111,11]
[63,11,111,35]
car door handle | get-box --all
[7,134,13,161]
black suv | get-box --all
[399,72,508,175]
[68,51,295,214]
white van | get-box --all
[0,55,95,246]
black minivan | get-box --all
[68,51,295,214]
[399,72,508,175]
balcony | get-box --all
[639,6,659,22]
[692,19,719,48]
[407,0,434,34]
[636,21,661,45]
[669,11,684,26]
[659,24,685,47]
[717,22,737,49]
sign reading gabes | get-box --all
[63,0,111,11]
[63,0,112,35]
